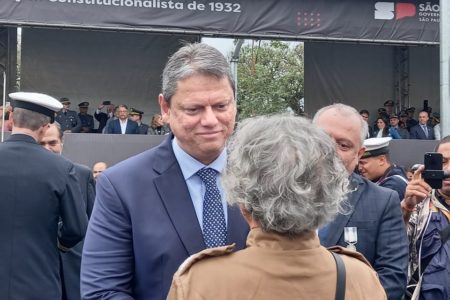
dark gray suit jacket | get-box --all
[320,173,408,300]
[0,134,87,300]
[410,124,435,140]
[81,135,248,300]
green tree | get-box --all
[237,40,304,119]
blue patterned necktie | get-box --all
[422,125,428,138]
[197,167,227,248]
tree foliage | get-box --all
[237,40,304,119]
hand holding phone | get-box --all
[423,152,445,189]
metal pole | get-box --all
[230,39,244,101]
[1,72,6,142]
[440,0,450,137]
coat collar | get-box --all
[6,133,38,144]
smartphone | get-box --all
[102,101,111,105]
[423,152,443,189]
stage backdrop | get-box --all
[0,0,440,44]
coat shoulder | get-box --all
[174,244,235,278]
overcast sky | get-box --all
[201,37,235,56]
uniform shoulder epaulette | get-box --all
[327,245,373,268]
[175,243,235,277]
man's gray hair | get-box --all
[12,108,51,130]
[222,114,349,236]
[313,103,368,145]
[161,43,235,104]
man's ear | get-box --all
[159,94,170,117]
[357,146,366,160]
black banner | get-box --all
[0,0,440,44]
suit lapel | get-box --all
[153,136,206,255]
[325,173,364,246]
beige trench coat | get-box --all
[167,228,387,300]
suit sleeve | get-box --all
[410,127,418,139]
[59,163,89,249]
[86,170,96,219]
[81,173,134,300]
[374,191,409,300]
[105,120,113,134]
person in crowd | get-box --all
[167,114,387,300]
[0,104,12,132]
[0,92,87,299]
[401,136,450,299]
[390,114,409,139]
[104,104,139,134]
[92,161,108,180]
[55,97,82,133]
[410,110,435,140]
[313,103,408,299]
[129,108,149,134]
[148,113,171,135]
[358,137,408,200]
[431,112,441,140]
[40,122,95,300]
[81,43,248,300]
[374,116,401,139]
[406,164,421,181]
[78,101,94,133]
[94,101,115,133]
[360,109,374,138]
[384,100,395,115]
[406,107,418,131]
[398,111,409,129]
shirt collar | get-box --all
[172,137,227,180]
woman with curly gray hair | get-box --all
[167,114,386,300]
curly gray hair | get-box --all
[222,114,349,236]
[161,43,235,104]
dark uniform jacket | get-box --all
[377,165,408,200]
[55,110,82,133]
[137,123,149,135]
[60,163,95,300]
[0,134,88,300]
[78,113,95,133]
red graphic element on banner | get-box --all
[396,3,416,20]
[297,11,321,27]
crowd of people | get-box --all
[1,42,449,300]
[360,100,441,140]
[1,97,171,135]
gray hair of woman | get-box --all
[161,43,235,104]
[222,114,349,236]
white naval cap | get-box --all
[9,92,62,123]
[362,137,392,158]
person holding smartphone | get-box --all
[402,136,450,300]
[94,101,115,133]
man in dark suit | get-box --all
[129,108,149,134]
[313,103,408,300]
[40,122,95,300]
[0,92,88,300]
[94,102,114,133]
[410,110,435,140]
[104,104,139,134]
[81,43,248,300]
